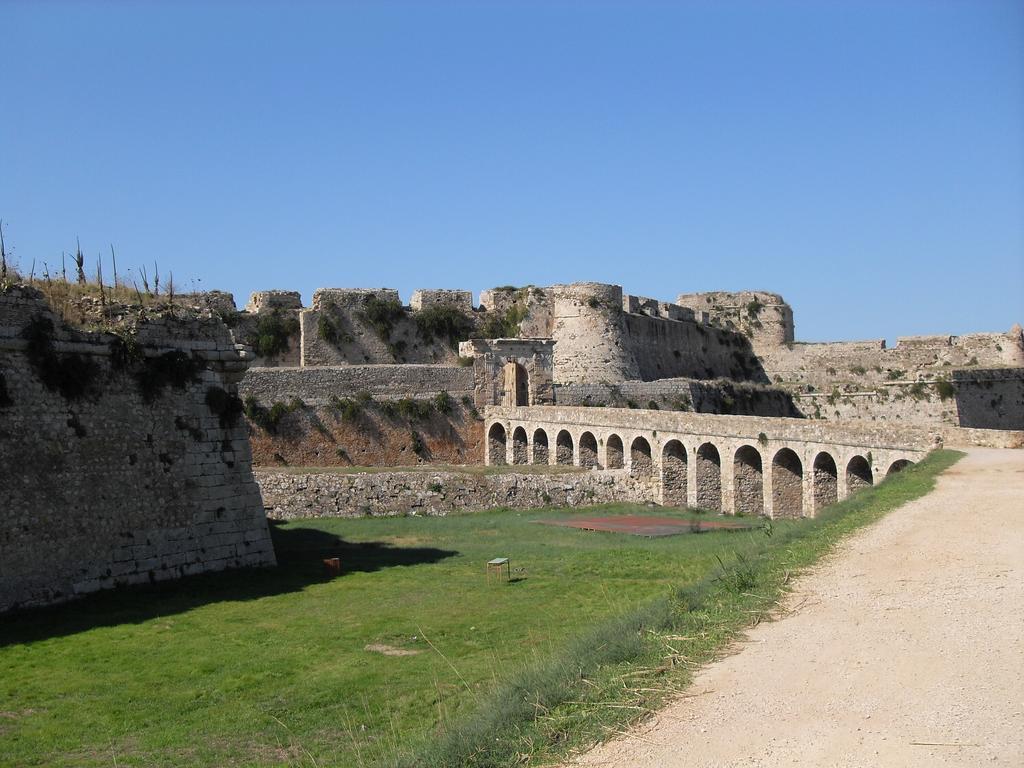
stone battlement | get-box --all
[0,285,275,613]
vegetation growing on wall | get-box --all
[253,310,299,358]
[482,304,528,338]
[935,378,956,401]
[415,304,475,346]
[108,329,144,370]
[316,312,352,346]
[243,395,305,434]
[357,294,406,342]
[21,316,102,400]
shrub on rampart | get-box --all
[254,310,299,358]
[415,304,474,346]
[357,295,405,342]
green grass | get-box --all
[0,450,962,768]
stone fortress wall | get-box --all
[3,273,1018,610]
[257,467,653,520]
[232,280,1022,434]
[240,364,476,406]
[0,286,275,613]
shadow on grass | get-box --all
[0,519,457,647]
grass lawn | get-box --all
[0,450,962,767]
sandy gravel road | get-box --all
[568,448,1023,768]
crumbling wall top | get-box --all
[311,288,401,311]
[410,289,473,313]
[245,290,302,313]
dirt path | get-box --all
[568,448,1024,767]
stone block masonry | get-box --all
[0,286,275,613]
[554,378,800,417]
[232,280,1022,436]
[256,467,655,519]
[239,364,475,406]
[410,289,473,313]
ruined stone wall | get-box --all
[951,368,1024,430]
[238,365,481,468]
[478,286,553,338]
[675,291,795,350]
[298,288,479,367]
[554,378,800,417]
[550,283,762,385]
[256,467,655,519]
[0,287,275,613]
[409,289,473,312]
[239,365,475,406]
[789,371,1024,431]
[778,360,1019,434]
[232,291,303,368]
[622,313,767,382]
[758,328,1023,391]
[240,282,770,388]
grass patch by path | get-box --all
[396,449,965,767]
[0,451,961,767]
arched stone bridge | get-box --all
[484,406,938,519]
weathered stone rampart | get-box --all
[231,281,1020,437]
[675,290,795,350]
[239,364,475,406]
[791,368,1024,430]
[0,286,275,613]
[554,378,800,417]
[759,329,1023,390]
[622,311,766,382]
[256,467,654,519]
[549,283,763,385]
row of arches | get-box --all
[487,422,915,518]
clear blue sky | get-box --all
[3,0,1022,342]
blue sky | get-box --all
[2,0,1022,342]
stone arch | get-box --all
[511,426,528,465]
[502,361,529,406]
[696,442,722,512]
[630,436,653,478]
[733,445,764,516]
[661,440,688,507]
[579,431,600,469]
[532,429,549,465]
[487,423,507,466]
[846,455,873,493]
[812,452,838,513]
[555,430,574,465]
[771,448,803,518]
[887,459,914,477]
[606,434,624,469]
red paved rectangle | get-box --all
[536,515,754,537]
